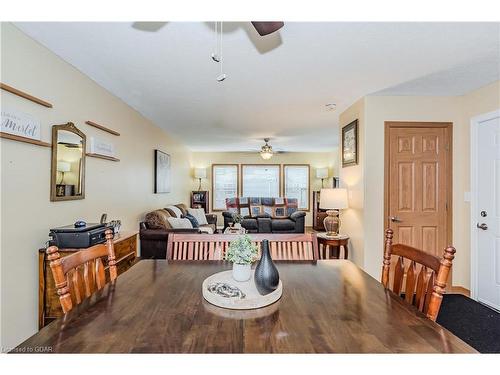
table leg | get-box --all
[343,244,348,259]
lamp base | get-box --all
[323,210,340,236]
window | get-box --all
[242,165,281,197]
[212,164,239,210]
[284,165,310,210]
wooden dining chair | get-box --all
[46,229,117,313]
[381,228,456,321]
[167,233,319,261]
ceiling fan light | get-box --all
[260,150,273,160]
[260,138,274,159]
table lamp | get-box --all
[57,161,71,184]
[319,188,348,236]
[316,168,329,188]
[194,168,207,191]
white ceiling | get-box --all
[14,22,500,151]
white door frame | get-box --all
[470,109,500,300]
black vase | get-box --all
[254,240,280,295]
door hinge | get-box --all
[445,143,450,151]
[446,202,448,211]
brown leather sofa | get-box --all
[140,204,217,259]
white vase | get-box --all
[232,263,251,282]
[234,222,242,229]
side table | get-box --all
[316,233,349,259]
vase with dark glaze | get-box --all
[254,239,280,295]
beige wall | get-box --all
[190,151,338,226]
[0,23,192,349]
[338,98,365,268]
[351,81,500,288]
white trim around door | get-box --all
[470,109,500,302]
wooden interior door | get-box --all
[385,122,452,260]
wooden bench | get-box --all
[166,233,319,261]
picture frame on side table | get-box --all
[154,149,171,193]
[342,119,358,167]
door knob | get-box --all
[477,223,488,230]
[390,216,402,223]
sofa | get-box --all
[140,203,217,259]
[222,197,306,233]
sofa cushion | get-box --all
[187,207,208,225]
[183,213,199,228]
[241,218,258,230]
[145,209,172,230]
[165,205,183,218]
[167,217,193,229]
[271,218,296,231]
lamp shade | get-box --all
[194,168,207,179]
[57,161,71,172]
[319,188,348,210]
[316,167,328,179]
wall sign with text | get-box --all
[89,136,115,157]
[1,108,41,140]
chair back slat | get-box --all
[404,261,417,304]
[382,229,455,321]
[392,257,404,295]
[414,265,429,310]
[83,259,95,297]
[167,233,319,261]
[46,229,117,314]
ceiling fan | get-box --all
[250,22,284,36]
[132,21,284,37]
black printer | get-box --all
[49,223,110,248]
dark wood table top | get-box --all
[15,260,476,353]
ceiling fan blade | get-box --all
[251,22,284,36]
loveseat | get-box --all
[222,197,306,233]
[140,203,217,259]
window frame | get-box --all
[211,164,240,211]
[283,164,311,211]
[241,164,282,198]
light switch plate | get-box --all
[464,192,471,202]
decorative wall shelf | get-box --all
[0,83,53,108]
[0,132,51,147]
[85,120,120,136]
[86,153,120,162]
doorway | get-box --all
[384,122,453,264]
[471,110,500,311]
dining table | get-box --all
[14,259,476,353]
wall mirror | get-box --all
[50,122,86,201]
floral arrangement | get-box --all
[231,212,243,224]
[225,234,258,265]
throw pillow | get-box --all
[175,203,188,216]
[167,217,193,229]
[145,209,172,229]
[165,205,183,218]
[182,213,199,228]
[187,208,208,225]
[199,226,214,234]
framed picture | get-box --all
[154,150,171,193]
[342,119,358,167]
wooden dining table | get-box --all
[14,259,476,353]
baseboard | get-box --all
[449,286,470,297]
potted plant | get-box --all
[225,234,258,282]
[231,213,243,229]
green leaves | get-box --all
[225,235,258,265]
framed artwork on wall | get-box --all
[154,149,171,193]
[342,119,358,167]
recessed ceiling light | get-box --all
[325,103,337,111]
